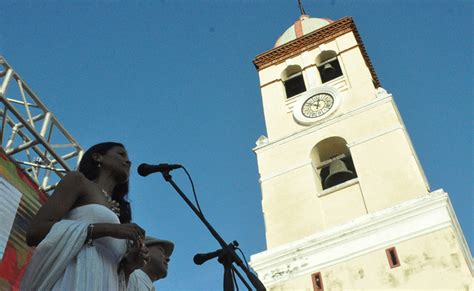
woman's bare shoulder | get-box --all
[56,171,90,188]
[63,171,86,180]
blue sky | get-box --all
[0,0,472,290]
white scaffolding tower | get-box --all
[0,56,83,193]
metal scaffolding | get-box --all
[0,56,83,193]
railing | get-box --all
[0,56,83,193]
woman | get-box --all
[21,142,149,290]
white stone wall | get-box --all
[250,190,473,290]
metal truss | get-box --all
[0,56,83,193]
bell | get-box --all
[324,159,356,189]
[322,63,336,78]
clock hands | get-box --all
[314,99,323,110]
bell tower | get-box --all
[250,14,473,290]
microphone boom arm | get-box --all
[160,170,266,291]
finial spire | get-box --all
[298,0,307,16]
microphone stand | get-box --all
[160,170,266,291]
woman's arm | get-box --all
[27,171,146,247]
[26,171,86,246]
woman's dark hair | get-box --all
[78,142,131,223]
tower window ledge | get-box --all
[323,75,348,92]
[317,177,359,198]
[285,91,306,112]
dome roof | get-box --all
[275,15,333,47]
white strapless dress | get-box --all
[51,204,127,290]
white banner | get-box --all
[0,176,22,259]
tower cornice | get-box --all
[253,17,381,87]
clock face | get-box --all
[301,93,334,118]
[292,86,340,125]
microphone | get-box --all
[137,163,182,176]
[193,249,223,265]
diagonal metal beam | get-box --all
[0,56,83,193]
